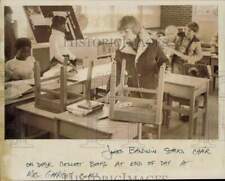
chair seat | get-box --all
[111,103,156,124]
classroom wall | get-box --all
[160,5,192,28]
[192,6,218,43]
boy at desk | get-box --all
[170,22,203,74]
[5,38,35,81]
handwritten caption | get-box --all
[24,144,213,180]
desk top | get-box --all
[56,104,138,138]
[6,92,34,106]
[16,101,138,139]
[165,73,209,89]
[17,101,59,119]
[68,62,112,82]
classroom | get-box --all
[5,5,218,139]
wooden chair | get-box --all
[109,59,166,139]
[34,55,83,113]
[165,63,209,136]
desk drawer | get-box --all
[59,121,112,139]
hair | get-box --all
[118,16,141,34]
[187,22,199,33]
[165,25,178,36]
[5,6,13,16]
[15,38,31,51]
[51,16,66,29]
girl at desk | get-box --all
[46,15,82,77]
[171,22,203,74]
[5,38,35,81]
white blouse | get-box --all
[49,29,76,63]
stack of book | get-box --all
[66,100,104,116]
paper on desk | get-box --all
[5,83,33,100]
[5,79,34,87]
[42,64,74,79]
[69,62,112,82]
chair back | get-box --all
[109,59,166,125]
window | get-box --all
[75,5,161,33]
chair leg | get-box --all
[193,117,197,135]
[157,125,161,139]
[165,95,172,128]
[202,93,208,137]
[179,103,182,119]
[137,123,142,139]
[193,99,199,135]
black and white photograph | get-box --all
[1,0,225,180]
[4,4,219,140]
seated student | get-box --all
[171,22,203,74]
[5,38,35,81]
[158,25,178,59]
[115,16,169,98]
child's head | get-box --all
[118,16,141,43]
[15,38,31,60]
[165,25,178,42]
[185,22,199,39]
[51,16,66,33]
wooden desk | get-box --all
[56,105,137,139]
[16,102,138,139]
[6,92,34,106]
[164,73,209,139]
[17,102,60,138]
[5,92,35,139]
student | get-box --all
[115,16,169,98]
[4,6,17,61]
[49,16,79,68]
[158,25,178,58]
[5,38,35,81]
[172,22,203,74]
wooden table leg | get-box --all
[137,123,142,139]
[193,98,199,135]
[53,119,59,139]
[202,92,208,137]
[188,93,196,139]
[19,113,26,139]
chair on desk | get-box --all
[165,63,209,137]
[34,55,83,113]
[109,59,166,139]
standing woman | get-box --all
[115,16,169,98]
